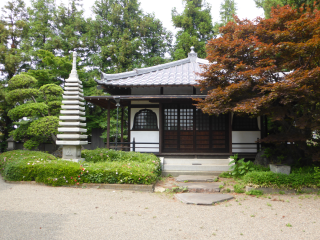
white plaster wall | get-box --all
[130,131,159,152]
[130,106,160,152]
[232,131,261,153]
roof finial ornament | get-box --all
[188,46,197,62]
[70,51,78,78]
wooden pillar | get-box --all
[121,107,124,150]
[159,103,163,154]
[121,107,124,143]
[128,105,131,151]
[107,100,110,149]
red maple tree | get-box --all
[196,3,320,160]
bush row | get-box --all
[242,171,319,190]
[0,149,161,186]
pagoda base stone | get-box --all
[62,145,83,161]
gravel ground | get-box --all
[1,176,320,240]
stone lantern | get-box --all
[56,52,88,162]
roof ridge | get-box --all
[101,58,194,81]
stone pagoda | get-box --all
[56,51,87,162]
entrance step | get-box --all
[162,171,224,177]
[162,157,233,176]
[164,158,231,165]
[176,193,234,205]
[176,182,221,193]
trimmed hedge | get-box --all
[0,149,161,186]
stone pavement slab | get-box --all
[175,175,218,182]
[176,182,221,193]
[176,193,234,205]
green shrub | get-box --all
[246,189,263,196]
[243,171,316,190]
[0,149,161,186]
[234,184,245,193]
[229,154,254,178]
[219,171,233,178]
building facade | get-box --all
[85,48,264,156]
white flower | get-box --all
[116,172,118,175]
[66,180,68,183]
[27,163,30,165]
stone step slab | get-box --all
[175,193,234,205]
[176,182,221,193]
[175,175,219,182]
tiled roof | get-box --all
[96,48,209,87]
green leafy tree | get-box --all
[21,0,57,64]
[54,0,87,58]
[0,0,28,80]
[254,0,314,18]
[0,0,28,151]
[213,0,237,35]
[27,49,72,87]
[0,86,14,151]
[85,0,172,74]
[171,0,214,60]
[6,74,63,149]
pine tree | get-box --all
[254,0,314,18]
[171,0,214,60]
[85,0,172,74]
[22,0,57,59]
[213,0,237,35]
[0,0,28,80]
[54,0,87,57]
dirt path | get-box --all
[1,176,320,240]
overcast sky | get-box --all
[1,0,264,35]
